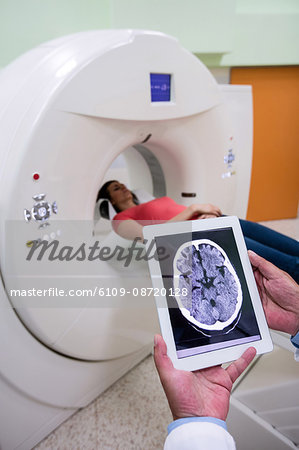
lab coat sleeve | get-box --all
[164,418,236,450]
[291,331,299,362]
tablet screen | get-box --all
[155,226,261,359]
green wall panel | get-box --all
[0,0,111,67]
[221,4,299,66]
[236,0,299,14]
[111,0,236,54]
[0,0,298,69]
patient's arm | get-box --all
[114,204,221,240]
[115,219,144,240]
[168,203,222,222]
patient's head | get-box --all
[97,180,138,213]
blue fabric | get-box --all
[239,219,299,283]
[167,417,227,435]
[291,331,299,349]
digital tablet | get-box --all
[143,216,273,371]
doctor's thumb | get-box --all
[248,250,283,280]
[154,334,174,380]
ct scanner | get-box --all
[1,29,296,450]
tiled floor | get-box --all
[35,218,298,450]
[36,355,171,450]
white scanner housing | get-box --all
[0,30,254,449]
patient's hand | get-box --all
[190,203,222,218]
[197,213,219,220]
[168,203,222,224]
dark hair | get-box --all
[96,180,139,219]
[96,180,116,203]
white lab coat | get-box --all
[164,422,236,450]
[164,340,299,449]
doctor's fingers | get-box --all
[225,347,256,384]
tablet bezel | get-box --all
[143,216,273,371]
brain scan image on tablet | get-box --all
[144,217,273,371]
[173,240,242,333]
[153,224,265,361]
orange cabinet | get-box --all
[231,67,299,221]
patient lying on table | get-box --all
[97,180,299,283]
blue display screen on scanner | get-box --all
[150,73,171,102]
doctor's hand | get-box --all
[248,251,299,336]
[154,335,256,422]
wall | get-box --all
[111,0,235,54]
[1,0,298,68]
[0,0,111,67]
[220,0,299,67]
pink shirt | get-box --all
[113,196,186,230]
